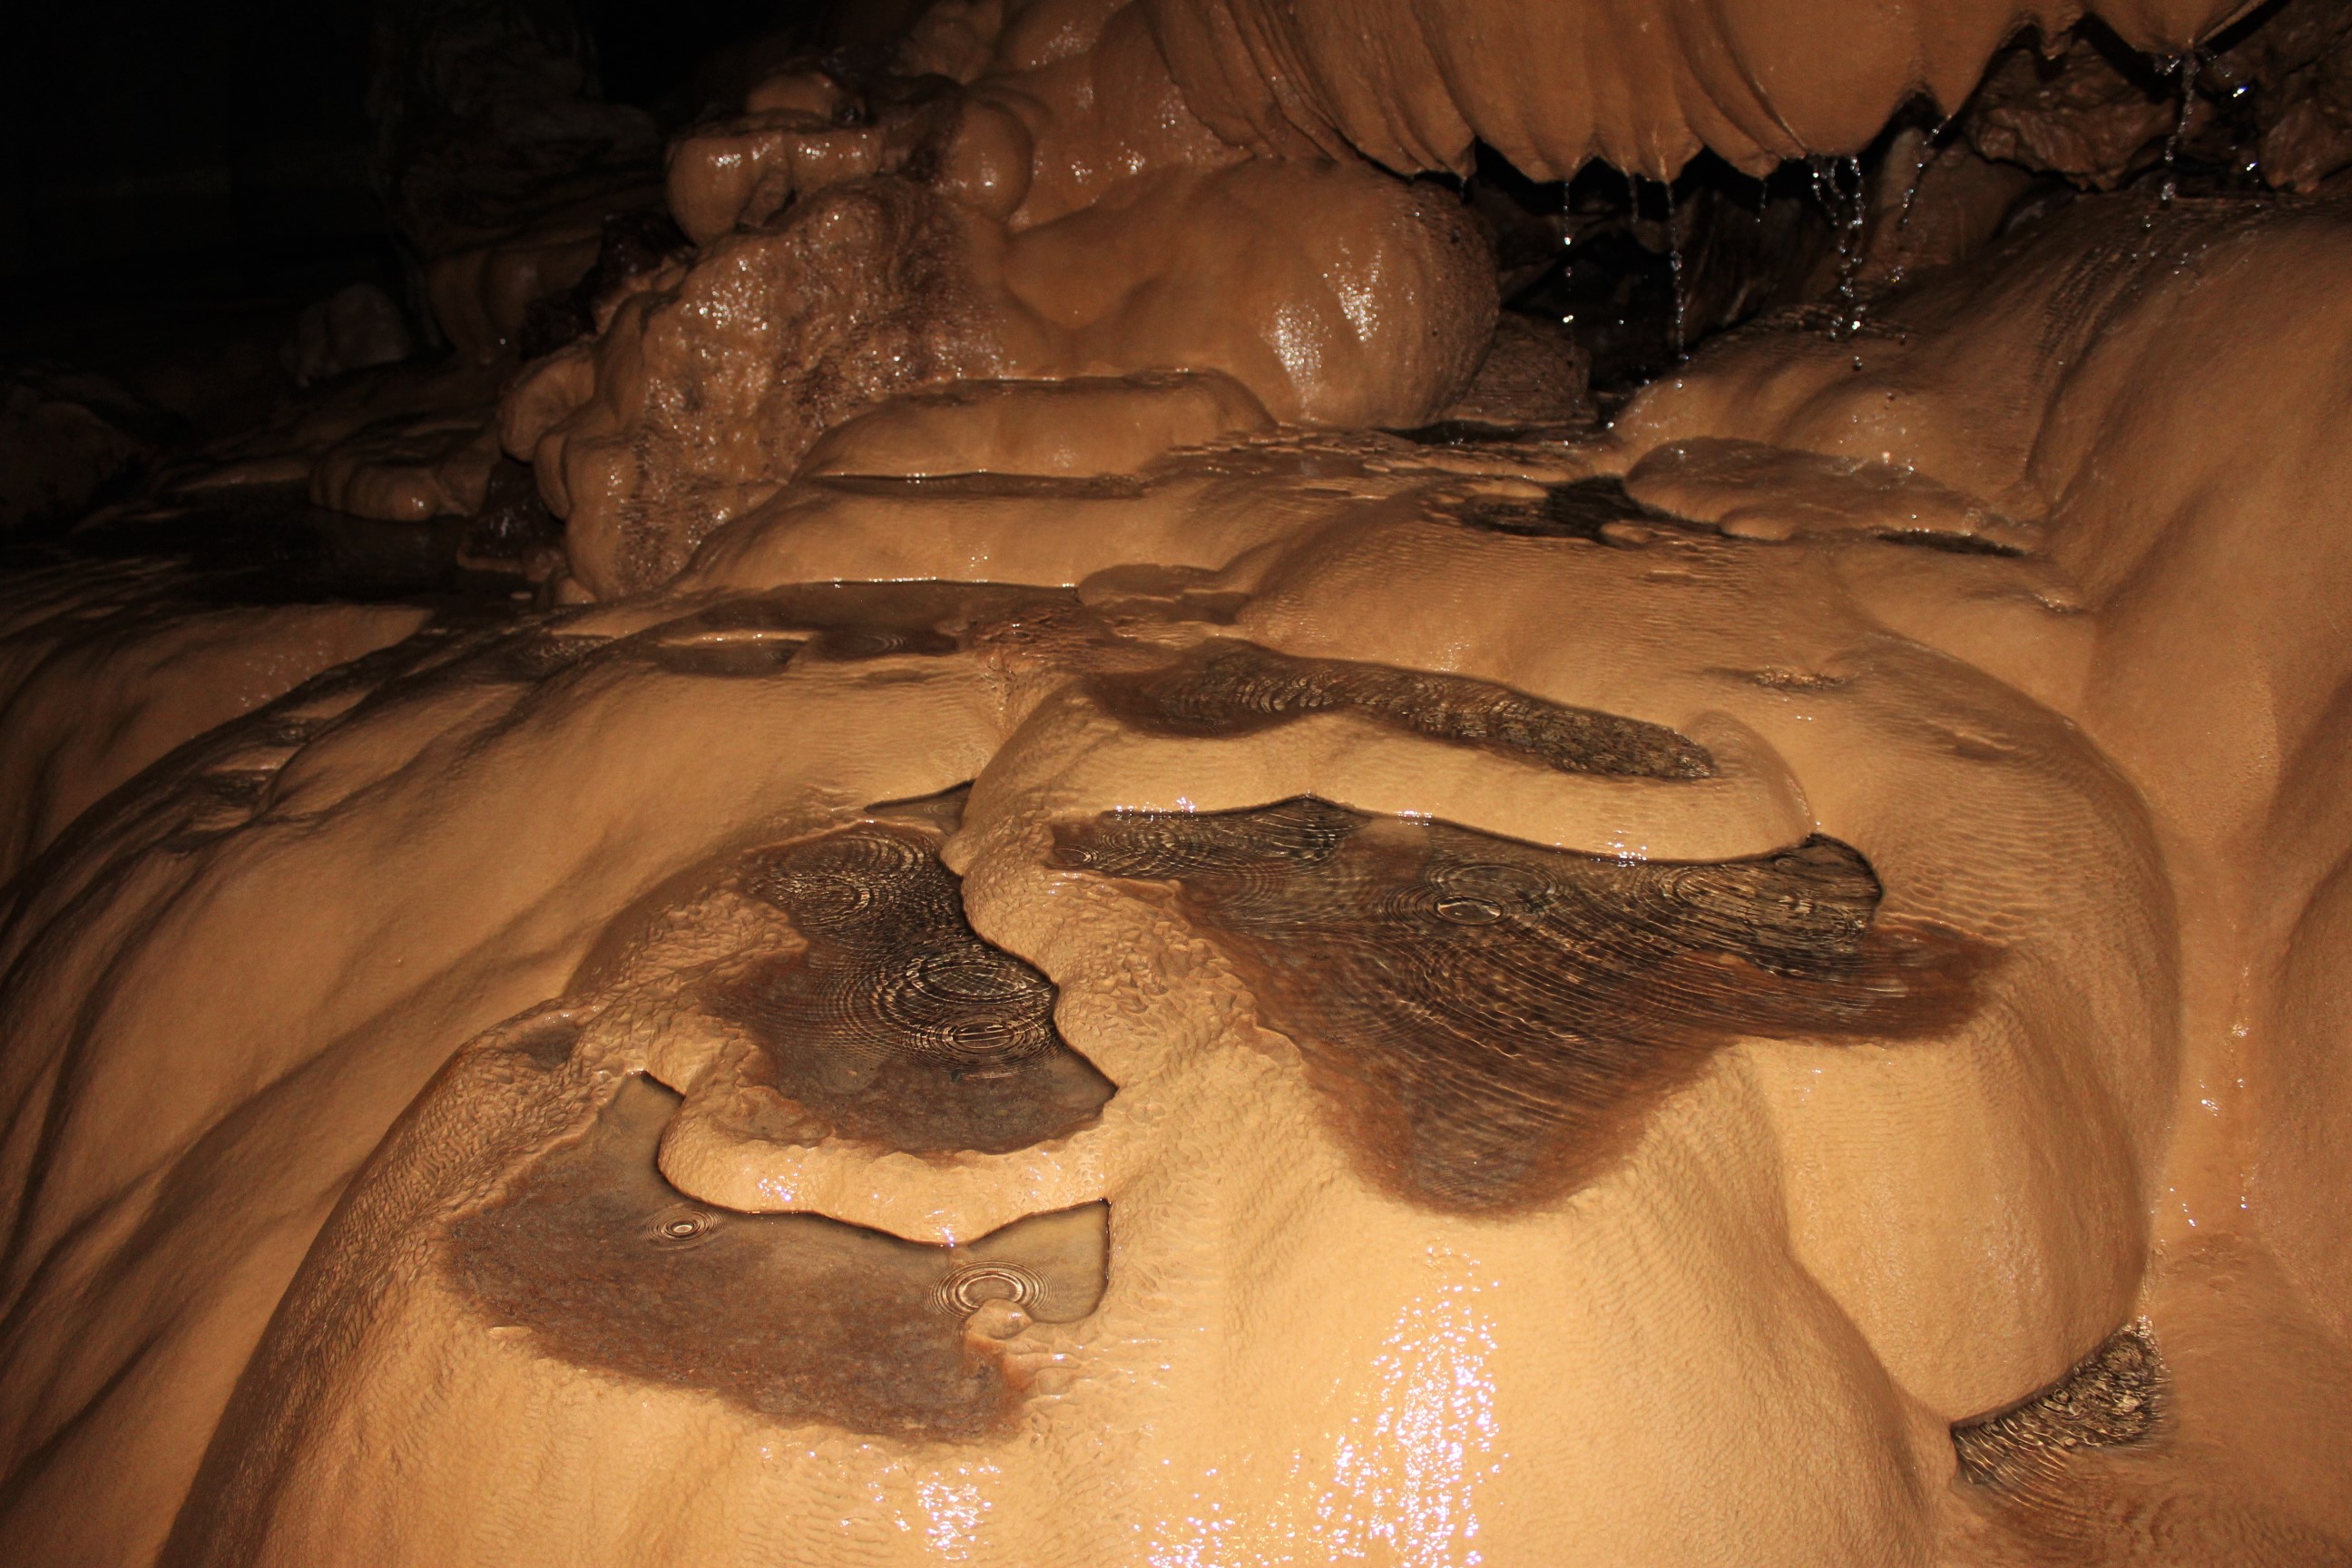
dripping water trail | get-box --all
[1813,155,1867,369]
[1892,117,1951,261]
[2160,50,2200,208]
[1880,141,1930,294]
[1665,174,1687,364]
[1838,154,1866,352]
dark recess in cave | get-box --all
[0,0,2328,562]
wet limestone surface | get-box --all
[3,21,2352,1560]
[449,1075,1108,1440]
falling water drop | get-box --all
[1557,175,1577,328]
[2227,81,2261,186]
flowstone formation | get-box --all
[5,1,2352,1565]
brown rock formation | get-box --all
[4,4,2351,1565]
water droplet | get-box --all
[937,1261,1045,1317]
[648,1206,718,1247]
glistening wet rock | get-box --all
[448,1076,1109,1440]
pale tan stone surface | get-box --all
[2,5,2349,1564]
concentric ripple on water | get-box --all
[1053,797,1988,1211]
[718,822,1116,1154]
[448,1078,1109,1439]
[1091,638,1714,779]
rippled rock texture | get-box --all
[5,1,2352,1564]
[1054,799,1983,1210]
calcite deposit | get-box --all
[3,1,2350,1565]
